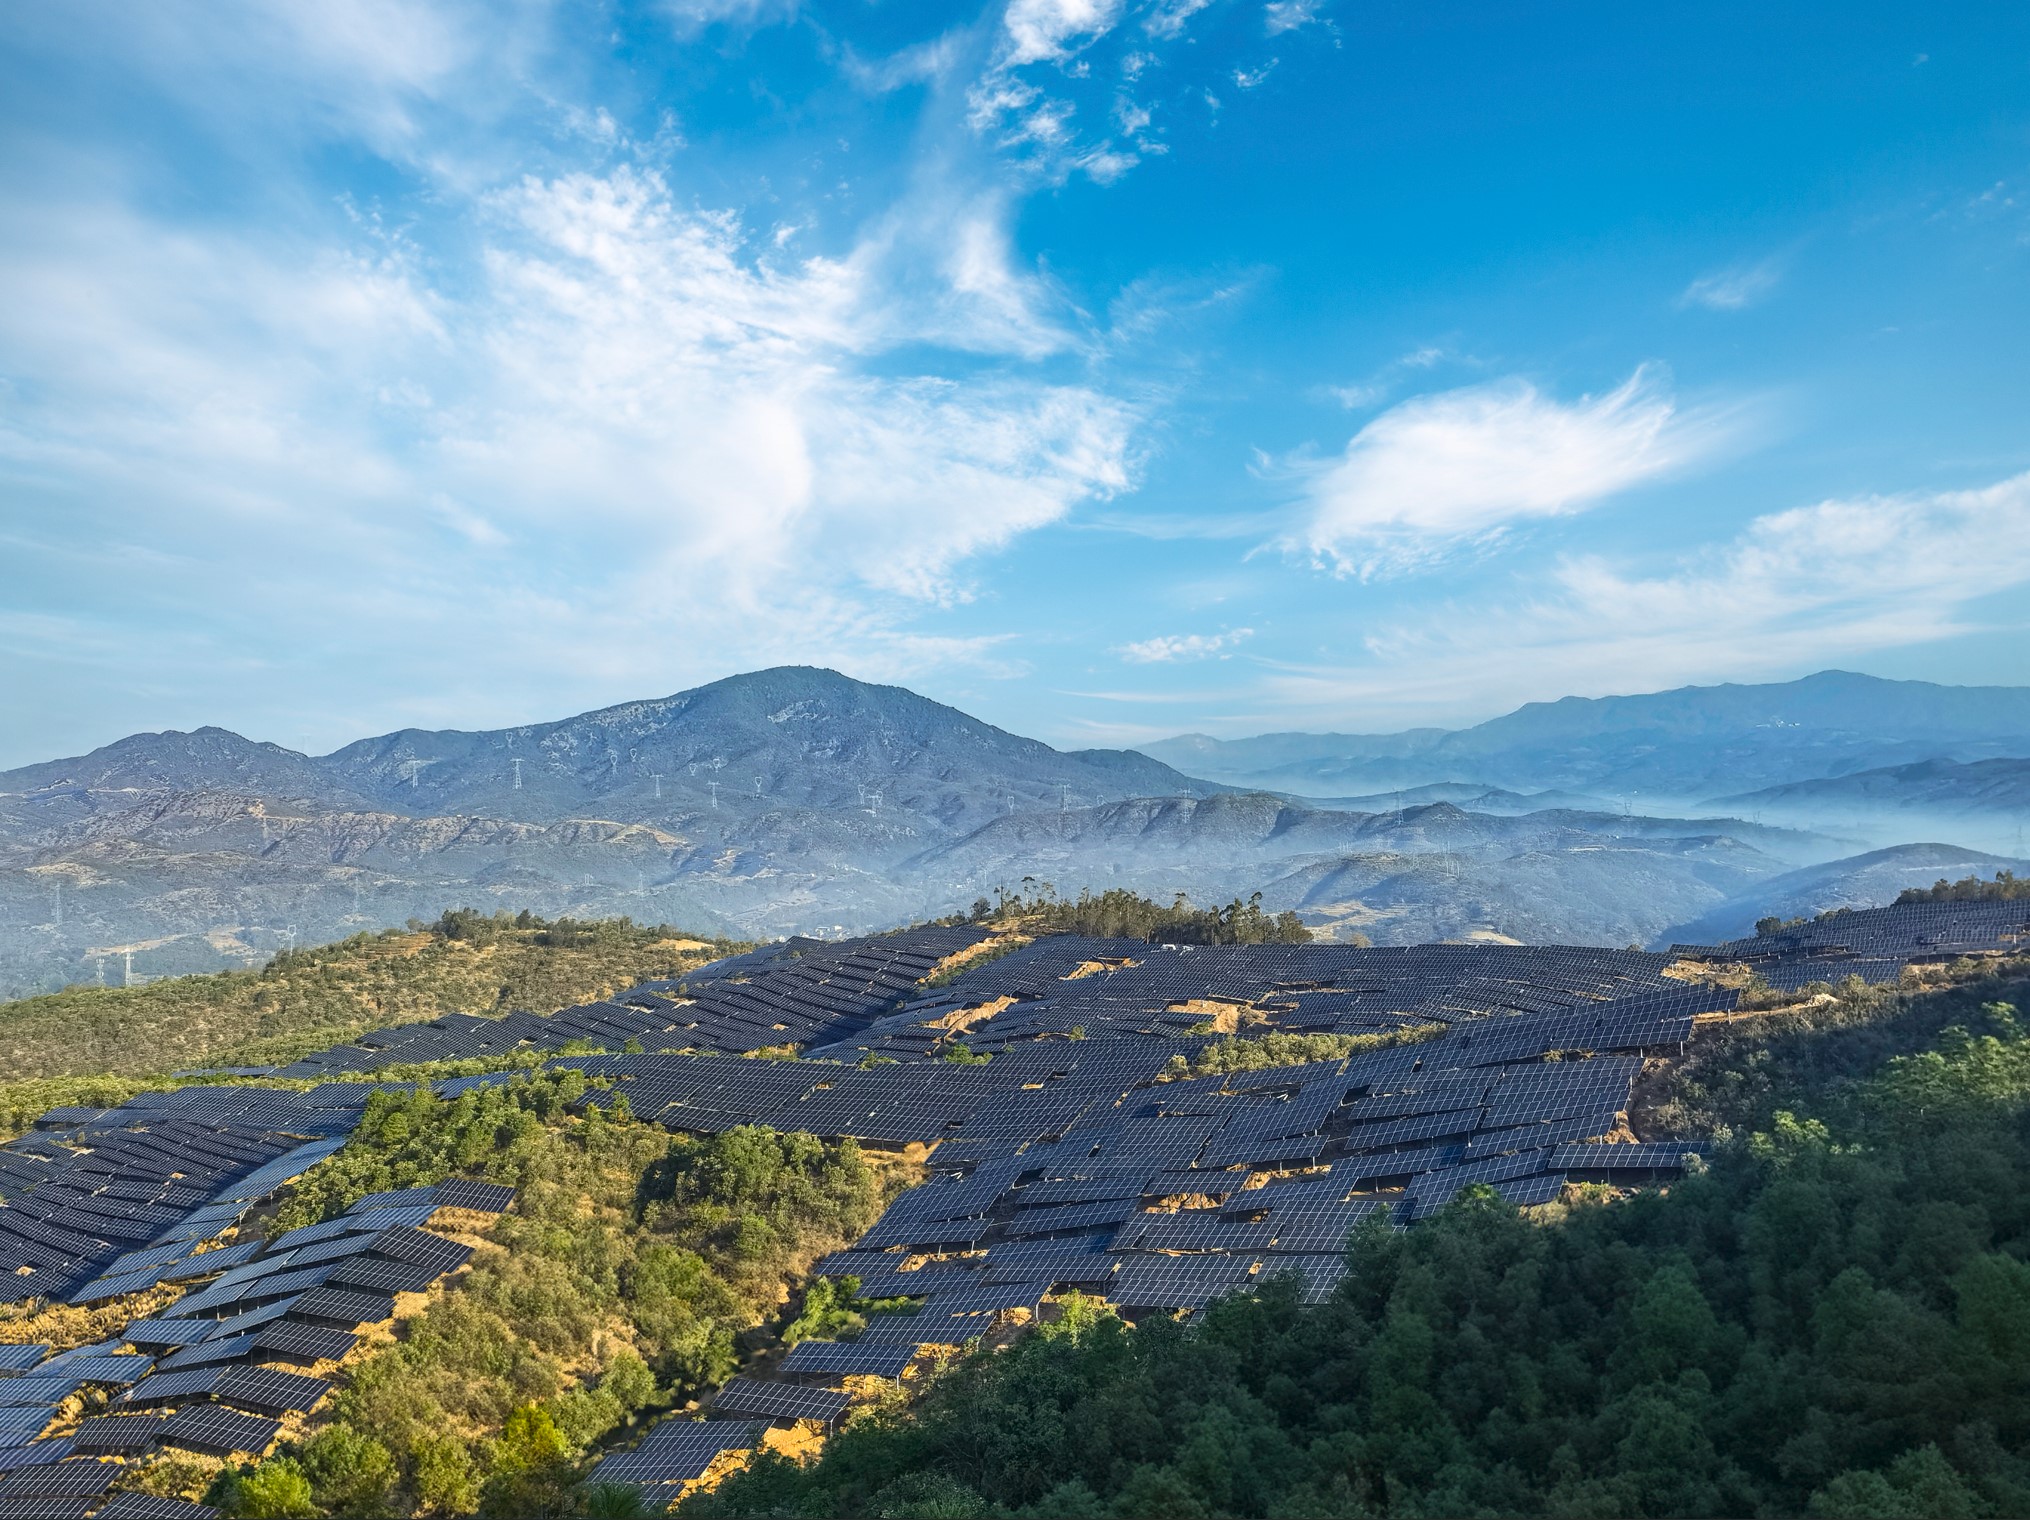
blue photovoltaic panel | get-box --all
[778,1341,918,1377]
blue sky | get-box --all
[2,0,2028,767]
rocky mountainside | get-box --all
[1144,671,2030,801]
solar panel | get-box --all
[592,1418,764,1486]
[212,1366,330,1415]
[119,1368,223,1407]
[0,1411,54,1446]
[251,1323,357,1365]
[777,1341,918,1378]
[429,1178,516,1213]
[0,1495,95,1519]
[42,1355,150,1387]
[712,1378,852,1423]
[0,1349,46,1377]
[157,1337,257,1374]
[0,1460,119,1498]
[328,1256,438,1295]
[1550,1141,1707,1171]
[71,1413,167,1454]
[95,1491,225,1519]
[66,1270,167,1304]
[120,1320,215,1351]
[0,1376,88,1406]
[1107,1256,1260,1309]
[0,1434,79,1473]
[286,1288,396,1329]
[358,1227,471,1277]
[159,1403,282,1457]
[345,1186,440,1213]
[200,1299,298,1340]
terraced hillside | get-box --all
[0,888,2026,1517]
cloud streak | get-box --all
[1679,256,1785,311]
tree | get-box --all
[411,1433,479,1515]
[209,1457,319,1519]
[299,1425,398,1516]
[602,1347,659,1414]
[482,1405,576,1517]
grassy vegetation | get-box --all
[686,963,2030,1520]
[191,1076,891,1518]
[1162,1027,1449,1078]
[1644,957,2030,1141]
[981,887,1312,947]
[0,909,737,1087]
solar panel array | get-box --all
[463,911,2010,1338]
[0,1085,358,1309]
[1672,898,2030,989]
[0,1150,510,1492]
[804,937,1721,1061]
[269,924,991,1077]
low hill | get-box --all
[1658,842,2030,947]
[1711,755,2030,818]
[0,910,734,1087]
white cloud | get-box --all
[0,152,1137,750]
[1263,471,2030,727]
[1233,60,1278,89]
[1118,628,1255,662]
[1000,0,1125,66]
[1298,366,1721,577]
[1679,257,1784,311]
[1142,0,1212,40]
[1264,0,1324,34]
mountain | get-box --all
[1143,671,2030,801]
[1657,842,2030,947]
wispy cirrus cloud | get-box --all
[1679,256,1785,311]
[1295,366,1732,578]
[1117,627,1255,662]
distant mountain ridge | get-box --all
[1,666,2016,997]
[1143,671,2030,800]
[1713,756,2030,814]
